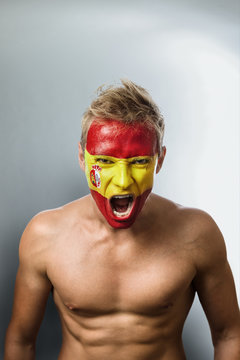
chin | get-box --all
[90,189,151,229]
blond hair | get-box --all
[81,79,165,153]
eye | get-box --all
[96,158,113,164]
[131,158,150,165]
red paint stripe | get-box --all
[86,119,158,158]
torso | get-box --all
[43,194,200,360]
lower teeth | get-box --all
[113,209,131,217]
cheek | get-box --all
[97,169,113,193]
[133,171,154,191]
[86,164,115,197]
[132,165,156,192]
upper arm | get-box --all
[192,213,240,344]
[6,214,53,343]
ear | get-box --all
[156,146,166,174]
[78,142,85,171]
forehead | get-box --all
[86,119,158,158]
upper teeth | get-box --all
[113,195,132,199]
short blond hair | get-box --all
[81,79,165,153]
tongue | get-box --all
[113,198,129,213]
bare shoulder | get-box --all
[19,195,91,267]
[178,205,226,265]
[20,206,62,250]
[19,207,62,274]
[151,193,226,267]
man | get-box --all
[4,80,240,359]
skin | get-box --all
[4,121,240,360]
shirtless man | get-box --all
[4,80,240,359]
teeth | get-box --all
[113,195,132,199]
[113,208,131,217]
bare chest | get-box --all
[47,233,195,315]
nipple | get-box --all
[65,303,75,311]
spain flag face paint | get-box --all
[85,119,158,229]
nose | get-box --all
[112,162,134,189]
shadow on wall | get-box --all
[0,228,20,357]
[36,295,62,360]
[183,297,214,360]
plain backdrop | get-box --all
[0,0,239,359]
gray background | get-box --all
[0,0,239,359]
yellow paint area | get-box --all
[85,149,158,199]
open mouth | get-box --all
[110,194,134,218]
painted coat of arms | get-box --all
[90,165,102,188]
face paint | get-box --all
[90,165,102,188]
[85,119,158,229]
